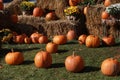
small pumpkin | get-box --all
[33,7,44,17]
[13,35,24,44]
[45,12,57,21]
[101,11,110,19]
[53,35,67,45]
[0,1,3,10]
[65,52,84,72]
[85,35,100,48]
[78,34,87,45]
[34,51,52,68]
[69,0,81,6]
[11,14,18,23]
[38,35,48,44]
[104,0,111,7]
[5,49,24,65]
[102,35,115,46]
[24,37,31,44]
[46,42,58,53]
[30,32,42,43]
[101,58,120,76]
[66,30,76,41]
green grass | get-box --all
[0,40,120,80]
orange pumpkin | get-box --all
[34,51,52,68]
[66,30,76,41]
[104,0,111,7]
[85,35,100,48]
[78,34,87,45]
[102,35,115,46]
[33,7,43,17]
[13,35,24,44]
[38,36,48,44]
[11,14,18,23]
[69,0,81,6]
[46,42,58,53]
[24,37,31,44]
[65,52,84,72]
[101,58,119,76]
[45,12,57,21]
[53,35,67,45]
[0,1,3,10]
[5,50,24,65]
[30,32,42,43]
[101,11,110,19]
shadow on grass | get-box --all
[66,41,78,45]
[51,63,65,68]
[81,66,100,73]
[22,60,34,65]
[57,49,69,53]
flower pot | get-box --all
[66,15,77,21]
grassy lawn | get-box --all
[0,40,120,80]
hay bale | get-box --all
[86,4,120,38]
[4,0,22,14]
[36,0,69,19]
[17,15,86,38]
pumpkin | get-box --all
[101,11,110,19]
[66,30,76,41]
[69,0,81,6]
[13,35,24,44]
[38,36,48,44]
[102,35,115,46]
[53,35,67,45]
[101,58,120,76]
[30,32,42,43]
[46,42,58,53]
[45,12,57,21]
[33,7,43,17]
[34,51,52,68]
[0,1,3,10]
[65,52,84,72]
[11,14,18,23]
[104,0,111,7]
[5,50,24,65]
[24,37,31,44]
[78,34,87,45]
[85,35,100,48]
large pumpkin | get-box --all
[30,32,42,43]
[66,30,76,41]
[85,35,100,48]
[69,0,81,6]
[101,58,120,76]
[5,50,24,65]
[78,34,87,45]
[34,51,52,68]
[102,35,115,46]
[53,35,67,45]
[46,42,58,53]
[65,52,84,72]
[33,7,43,17]
[38,36,48,44]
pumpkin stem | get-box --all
[72,51,75,57]
[11,48,14,52]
